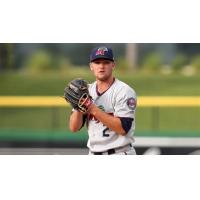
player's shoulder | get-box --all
[114,79,136,97]
[88,81,96,90]
[88,81,99,96]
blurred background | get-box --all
[0,43,200,155]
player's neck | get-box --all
[96,76,115,93]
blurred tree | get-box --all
[142,52,162,71]
[4,43,200,72]
[177,43,200,57]
[191,54,200,71]
[171,54,188,71]
[24,50,54,72]
[45,43,125,66]
[14,44,45,69]
[0,43,14,71]
[116,57,130,71]
[156,43,176,65]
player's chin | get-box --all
[97,76,108,81]
[96,74,109,81]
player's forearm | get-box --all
[69,110,83,132]
[88,105,126,136]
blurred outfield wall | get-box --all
[0,96,200,151]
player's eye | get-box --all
[104,61,111,64]
[94,61,111,65]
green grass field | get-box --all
[0,70,200,96]
[0,70,200,141]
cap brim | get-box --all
[90,56,114,62]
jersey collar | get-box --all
[96,77,116,96]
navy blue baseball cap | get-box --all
[90,46,114,62]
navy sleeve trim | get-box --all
[119,117,134,134]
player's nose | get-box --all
[98,63,105,69]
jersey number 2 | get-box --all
[103,127,109,137]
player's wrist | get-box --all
[72,110,84,118]
[72,108,79,112]
[87,104,98,115]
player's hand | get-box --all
[79,94,93,112]
[64,78,93,113]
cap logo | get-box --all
[95,47,108,56]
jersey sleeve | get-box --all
[114,86,137,118]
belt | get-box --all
[92,144,132,155]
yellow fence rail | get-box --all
[0,96,200,107]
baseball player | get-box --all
[64,46,137,155]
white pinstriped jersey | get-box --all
[86,78,137,152]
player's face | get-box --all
[90,59,115,81]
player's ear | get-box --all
[112,62,116,69]
[90,62,94,71]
